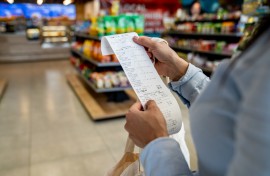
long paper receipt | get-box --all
[101,32,182,135]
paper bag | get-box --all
[106,138,144,176]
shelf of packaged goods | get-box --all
[42,26,67,31]
[42,41,69,44]
[67,74,136,120]
[171,46,233,58]
[75,32,101,41]
[75,68,132,93]
[43,37,69,43]
[190,62,213,73]
[162,31,243,42]
[71,48,121,67]
[175,18,240,24]
[42,35,67,38]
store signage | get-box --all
[0,3,76,19]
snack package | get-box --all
[115,15,126,34]
[125,16,135,33]
[83,40,92,57]
[97,17,105,37]
[104,16,116,35]
[133,15,144,35]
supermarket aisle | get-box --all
[0,60,196,176]
[0,61,129,176]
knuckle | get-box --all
[148,100,156,107]
[152,42,159,49]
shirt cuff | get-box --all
[168,64,205,107]
[170,63,202,90]
[141,137,192,176]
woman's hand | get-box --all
[125,100,169,148]
[133,36,189,81]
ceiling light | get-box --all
[37,0,43,5]
[7,0,14,4]
[63,0,72,5]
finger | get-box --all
[124,122,130,132]
[124,122,128,131]
[133,36,156,49]
[130,101,143,111]
[129,134,143,148]
[147,51,153,59]
[145,100,158,110]
[151,37,168,45]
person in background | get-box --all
[190,1,202,18]
[124,15,270,176]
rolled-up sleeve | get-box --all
[168,64,210,107]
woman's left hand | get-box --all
[125,100,169,148]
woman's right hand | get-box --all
[133,36,189,81]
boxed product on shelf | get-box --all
[89,14,144,37]
[186,53,223,72]
[70,56,129,89]
[175,9,241,22]
[175,21,238,34]
[164,36,238,54]
[71,40,119,63]
[104,16,117,35]
[90,71,130,89]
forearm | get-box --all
[168,54,189,82]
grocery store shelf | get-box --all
[42,26,67,31]
[190,62,213,73]
[163,31,243,38]
[75,32,101,41]
[75,68,132,93]
[175,18,240,24]
[67,74,136,120]
[162,31,243,42]
[42,35,67,38]
[0,79,7,100]
[171,46,232,58]
[71,48,121,67]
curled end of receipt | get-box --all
[101,37,114,55]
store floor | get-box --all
[0,60,197,176]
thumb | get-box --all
[133,36,154,49]
[145,100,158,110]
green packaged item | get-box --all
[97,17,105,37]
[104,16,116,35]
[197,23,203,33]
[215,41,226,53]
[215,23,222,33]
[125,16,135,33]
[115,15,126,34]
[133,15,144,35]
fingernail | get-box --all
[133,36,139,41]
